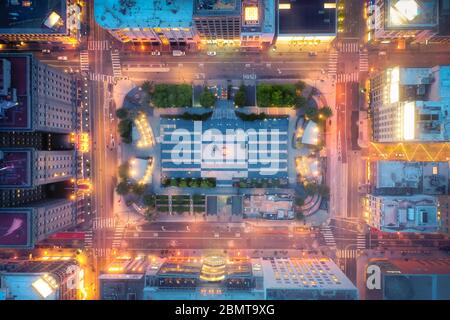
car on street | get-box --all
[57,56,68,61]
[308,52,318,56]
[151,51,161,56]
[378,51,387,56]
[172,50,185,57]
[207,51,217,56]
[42,49,51,54]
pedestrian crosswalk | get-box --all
[88,40,110,51]
[356,233,367,250]
[93,217,116,230]
[111,50,123,78]
[337,41,360,53]
[80,50,89,72]
[112,225,126,249]
[84,230,93,248]
[89,72,115,84]
[327,52,338,77]
[359,51,369,72]
[336,72,359,83]
[337,249,359,259]
[320,226,336,248]
[93,248,111,257]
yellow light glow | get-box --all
[244,6,259,21]
[403,102,415,141]
[32,278,54,298]
[279,3,291,9]
[324,3,336,9]
[389,67,400,104]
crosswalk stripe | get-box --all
[88,40,110,51]
[80,51,89,72]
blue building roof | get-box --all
[94,0,194,29]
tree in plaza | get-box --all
[317,184,330,199]
[271,89,284,107]
[319,106,333,119]
[295,80,306,92]
[178,179,188,188]
[115,108,129,119]
[295,211,305,221]
[304,182,319,196]
[234,85,247,107]
[118,161,130,181]
[118,118,132,144]
[294,95,307,109]
[294,196,305,207]
[304,106,319,120]
[169,178,178,187]
[116,181,130,196]
[199,87,217,107]
[256,83,273,108]
[131,183,147,196]
[141,80,152,93]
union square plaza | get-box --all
[160,117,289,184]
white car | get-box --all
[207,51,217,56]
[42,49,51,54]
[151,51,161,56]
[57,56,68,61]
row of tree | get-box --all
[161,177,216,188]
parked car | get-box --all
[151,50,161,56]
[207,51,217,56]
[57,56,68,61]
[42,49,51,54]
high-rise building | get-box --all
[276,0,337,44]
[0,0,81,44]
[367,0,440,43]
[364,257,450,300]
[193,0,242,42]
[366,194,440,232]
[94,0,197,49]
[0,53,78,134]
[0,53,79,248]
[370,65,450,142]
[240,0,275,49]
[100,255,359,300]
[0,258,82,300]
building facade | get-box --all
[0,0,81,44]
[370,65,450,142]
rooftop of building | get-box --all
[0,208,32,248]
[371,194,439,232]
[194,0,241,15]
[0,54,32,131]
[0,258,78,275]
[278,0,337,35]
[0,149,33,188]
[94,0,194,29]
[260,257,357,291]
[375,161,449,194]
[243,194,293,218]
[385,258,450,274]
[384,0,439,29]
[0,0,67,34]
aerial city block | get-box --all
[0,0,450,302]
